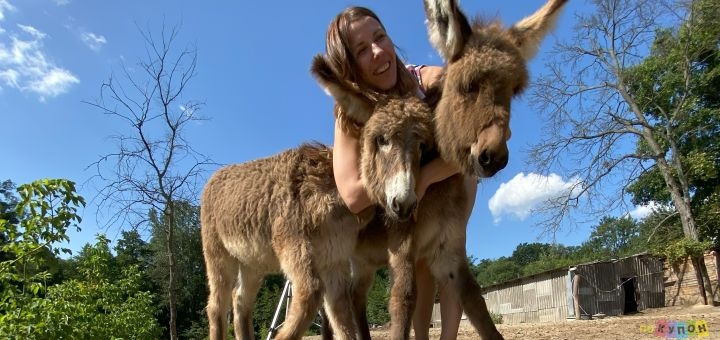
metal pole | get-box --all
[266,280,291,340]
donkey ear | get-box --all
[423,0,473,62]
[509,0,568,60]
[310,54,373,123]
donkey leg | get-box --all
[274,250,324,340]
[432,249,503,340]
[321,264,357,340]
[273,276,323,340]
[455,263,503,340]
[319,308,333,340]
[232,267,264,340]
[387,227,417,340]
[205,250,239,340]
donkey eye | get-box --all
[376,135,389,147]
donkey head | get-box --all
[424,0,567,178]
[311,55,435,221]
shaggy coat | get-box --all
[201,68,435,340]
[338,1,569,340]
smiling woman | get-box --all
[347,15,397,90]
[320,5,471,340]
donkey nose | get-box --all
[391,197,417,221]
[478,147,509,176]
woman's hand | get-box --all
[416,157,460,201]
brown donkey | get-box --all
[201,56,435,340]
[341,0,569,339]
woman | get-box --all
[323,6,476,340]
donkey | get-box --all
[201,58,435,340]
[336,1,569,339]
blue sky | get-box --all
[1,0,654,261]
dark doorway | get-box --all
[622,277,638,314]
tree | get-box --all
[475,257,522,286]
[511,242,554,267]
[31,235,162,339]
[585,216,642,258]
[0,179,84,337]
[147,201,207,338]
[528,0,718,303]
[85,25,212,339]
[115,229,152,273]
[0,180,18,264]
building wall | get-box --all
[664,251,719,306]
[573,254,665,317]
[455,254,666,325]
[480,269,569,324]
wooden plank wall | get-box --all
[474,254,665,325]
[482,270,569,324]
[574,254,664,317]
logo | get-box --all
[639,319,710,338]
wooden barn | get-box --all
[433,253,666,325]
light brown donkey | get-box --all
[343,1,569,339]
[201,55,435,340]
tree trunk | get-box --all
[651,158,709,304]
[652,158,699,241]
[167,217,178,340]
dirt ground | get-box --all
[305,304,719,339]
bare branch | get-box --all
[526,0,702,239]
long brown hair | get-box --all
[325,6,418,134]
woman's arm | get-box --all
[332,119,373,214]
[417,157,460,201]
[415,65,463,200]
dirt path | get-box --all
[306,305,719,339]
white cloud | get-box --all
[53,0,70,5]
[0,0,15,22]
[17,24,45,39]
[0,23,79,100]
[488,172,582,224]
[81,31,106,51]
[628,201,662,220]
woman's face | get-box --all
[348,16,397,91]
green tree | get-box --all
[0,180,161,338]
[520,244,583,277]
[114,229,155,294]
[115,229,151,271]
[0,180,18,265]
[511,242,553,267]
[33,235,161,339]
[0,179,83,288]
[585,216,642,258]
[624,0,720,244]
[0,179,83,337]
[475,257,522,286]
